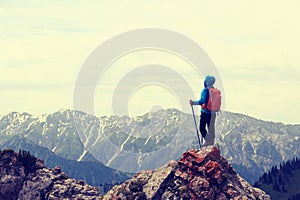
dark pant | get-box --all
[199,112,216,145]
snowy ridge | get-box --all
[0,109,299,183]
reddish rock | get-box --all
[104,146,270,200]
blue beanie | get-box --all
[204,75,215,87]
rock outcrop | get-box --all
[0,149,102,200]
[0,147,270,199]
[104,146,270,200]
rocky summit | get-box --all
[0,149,102,200]
[0,147,270,200]
[104,147,270,200]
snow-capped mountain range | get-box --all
[0,108,299,184]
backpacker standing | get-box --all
[189,75,221,146]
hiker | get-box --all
[189,75,221,146]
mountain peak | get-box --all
[104,147,270,199]
[2,111,32,122]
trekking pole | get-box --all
[191,104,202,149]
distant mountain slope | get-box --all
[0,110,97,162]
[217,112,300,183]
[254,158,300,200]
[0,135,131,186]
[0,109,299,184]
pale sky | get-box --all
[1,0,300,124]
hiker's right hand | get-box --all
[189,99,193,105]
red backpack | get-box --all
[207,88,221,111]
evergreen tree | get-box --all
[255,157,300,194]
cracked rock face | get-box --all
[0,149,102,200]
[104,147,270,200]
